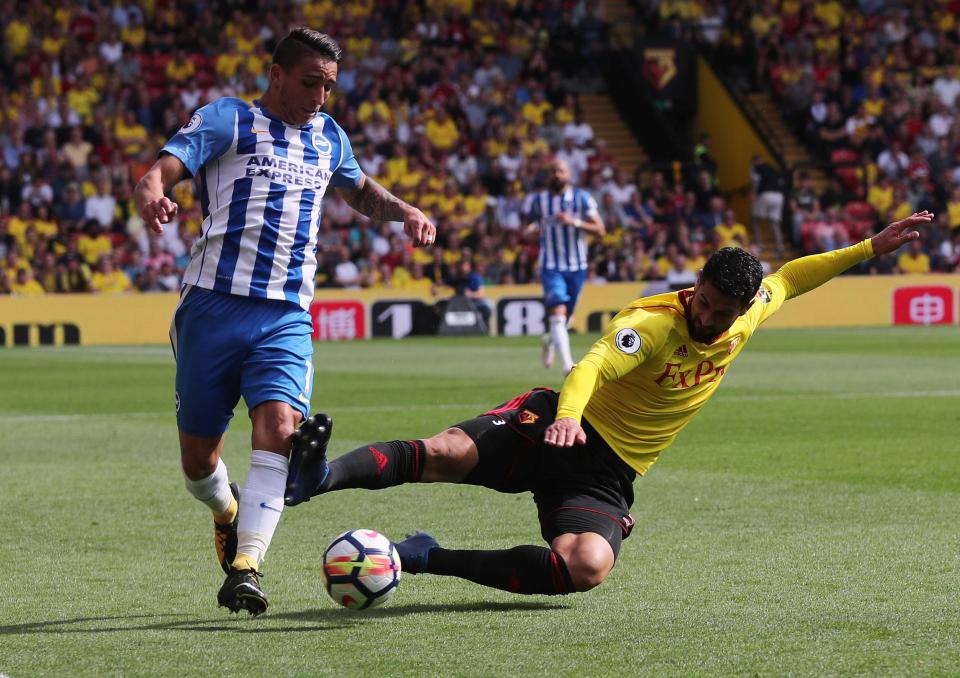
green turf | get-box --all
[1,327,958,676]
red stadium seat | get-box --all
[844,201,875,222]
[831,149,860,191]
[800,220,818,254]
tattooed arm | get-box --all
[338,174,436,247]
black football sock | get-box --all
[320,440,426,492]
[426,545,575,595]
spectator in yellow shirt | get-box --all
[4,18,30,57]
[78,222,113,266]
[217,45,244,80]
[714,209,750,248]
[434,182,465,218]
[521,126,549,159]
[749,3,781,38]
[4,249,29,286]
[897,240,931,274]
[424,107,459,153]
[10,268,45,296]
[115,110,148,157]
[395,262,434,293]
[121,14,146,50]
[357,88,390,125]
[866,175,894,216]
[947,186,960,231]
[66,75,99,124]
[814,0,843,29]
[90,256,133,294]
[385,142,410,187]
[41,24,67,59]
[462,181,490,220]
[6,203,35,243]
[521,89,552,126]
[166,50,197,85]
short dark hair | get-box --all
[272,27,342,69]
[701,247,763,305]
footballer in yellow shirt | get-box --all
[285,212,932,599]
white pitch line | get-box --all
[0,403,488,424]
[2,391,957,424]
[719,389,960,402]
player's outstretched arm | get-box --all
[134,154,188,234]
[870,210,931,255]
[337,175,436,247]
[772,211,934,300]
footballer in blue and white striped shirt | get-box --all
[134,27,436,616]
[525,158,605,375]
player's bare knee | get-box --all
[565,549,613,592]
[179,433,223,479]
[181,454,217,480]
[423,428,476,480]
[250,403,301,452]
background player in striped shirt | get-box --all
[287,211,929,597]
[525,158,605,375]
[134,28,435,616]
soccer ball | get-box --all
[322,529,401,609]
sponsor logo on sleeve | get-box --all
[757,287,772,304]
[615,328,642,355]
[179,113,202,133]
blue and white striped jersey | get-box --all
[526,187,599,272]
[161,97,362,310]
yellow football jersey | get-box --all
[557,241,875,475]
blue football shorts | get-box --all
[541,268,588,315]
[170,285,313,437]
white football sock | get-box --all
[183,457,234,514]
[549,314,574,373]
[236,450,289,568]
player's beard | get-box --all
[687,317,716,344]
[549,177,566,193]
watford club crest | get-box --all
[642,48,678,91]
[518,409,539,425]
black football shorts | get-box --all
[454,388,637,558]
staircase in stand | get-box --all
[579,93,648,179]
[741,91,825,263]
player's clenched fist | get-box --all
[141,196,179,234]
[403,208,437,248]
[544,417,587,447]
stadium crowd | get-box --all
[1,1,956,298]
[649,0,960,274]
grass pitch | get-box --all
[1,327,958,676]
